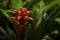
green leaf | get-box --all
[11,0,23,9]
[0,0,8,9]
[0,26,10,39]
[44,0,60,12]
[6,25,16,40]
[34,0,45,30]
[0,9,17,28]
[55,18,60,23]
[0,9,18,40]
[25,24,31,40]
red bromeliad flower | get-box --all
[11,8,34,40]
[11,8,34,26]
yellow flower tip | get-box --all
[20,8,26,12]
[11,16,16,19]
[28,17,34,21]
[26,11,31,13]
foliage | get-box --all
[0,0,60,40]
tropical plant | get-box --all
[0,0,60,40]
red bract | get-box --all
[14,10,22,15]
[11,8,34,25]
[11,8,34,40]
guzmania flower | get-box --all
[11,8,34,27]
[11,8,34,40]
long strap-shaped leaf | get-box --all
[34,0,60,30]
[43,0,60,12]
[0,9,17,27]
[0,9,19,40]
[0,26,10,40]
[34,0,45,30]
[6,25,16,40]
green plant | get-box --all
[0,0,60,40]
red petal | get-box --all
[14,10,19,12]
[23,11,30,16]
[28,17,34,21]
[17,16,22,20]
[20,8,26,12]
[18,11,22,15]
[24,16,29,20]
[24,16,34,20]
[23,11,27,16]
[26,10,32,13]
[14,10,22,15]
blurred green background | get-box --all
[0,0,60,40]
